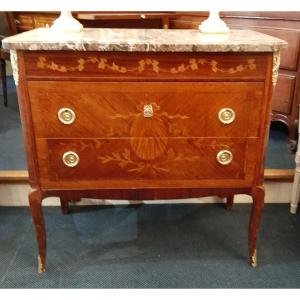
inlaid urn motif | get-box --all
[129,103,168,160]
[109,102,189,162]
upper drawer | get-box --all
[24,51,269,81]
[28,81,264,138]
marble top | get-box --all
[2,28,287,52]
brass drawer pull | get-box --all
[62,151,80,167]
[143,104,153,118]
[216,150,233,165]
[58,108,76,124]
[218,108,235,124]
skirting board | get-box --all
[0,169,295,182]
[0,181,293,206]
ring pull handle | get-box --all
[58,108,76,125]
[62,151,80,167]
[143,104,154,118]
[216,150,233,165]
[218,108,235,124]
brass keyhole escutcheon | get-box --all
[143,104,154,118]
[216,150,233,165]
[218,108,235,124]
[58,108,76,125]
[62,151,80,167]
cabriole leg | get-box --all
[248,186,264,267]
[29,189,46,273]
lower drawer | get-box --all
[36,137,258,189]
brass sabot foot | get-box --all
[250,249,257,267]
[38,255,45,273]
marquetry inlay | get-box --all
[170,58,257,74]
[107,102,190,162]
[97,147,201,176]
[36,56,257,75]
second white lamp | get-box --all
[51,11,83,33]
[199,11,230,34]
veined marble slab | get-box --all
[2,28,287,52]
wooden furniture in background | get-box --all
[3,28,284,272]
[171,12,300,149]
[224,12,300,149]
[75,12,172,29]
[4,12,173,33]
[0,35,10,107]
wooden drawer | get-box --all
[29,81,264,138]
[24,51,268,81]
[272,73,296,114]
[36,137,257,189]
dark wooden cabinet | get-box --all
[223,13,300,148]
[171,12,300,148]
[5,12,173,34]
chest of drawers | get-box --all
[2,28,286,272]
